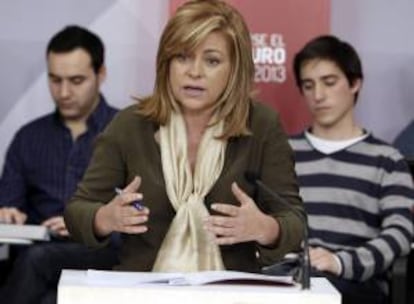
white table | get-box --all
[58,270,341,304]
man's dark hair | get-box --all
[46,25,104,73]
[293,35,363,99]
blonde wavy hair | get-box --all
[137,0,254,139]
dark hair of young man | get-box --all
[46,25,104,73]
[293,35,363,101]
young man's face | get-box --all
[299,59,361,131]
[47,48,105,122]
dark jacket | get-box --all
[64,101,304,272]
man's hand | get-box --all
[0,207,27,224]
[42,216,69,237]
[309,247,341,275]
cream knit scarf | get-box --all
[152,110,226,272]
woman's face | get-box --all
[169,31,231,116]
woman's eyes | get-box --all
[175,53,188,61]
[174,54,221,66]
[205,57,220,66]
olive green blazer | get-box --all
[64,101,304,272]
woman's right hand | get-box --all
[93,176,149,237]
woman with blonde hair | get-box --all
[65,0,304,273]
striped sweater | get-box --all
[289,133,414,291]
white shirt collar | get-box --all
[305,130,369,154]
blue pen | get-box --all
[114,187,145,211]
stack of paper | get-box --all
[86,270,294,286]
[0,223,50,242]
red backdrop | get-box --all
[169,0,330,134]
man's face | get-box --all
[47,48,105,122]
[299,59,361,131]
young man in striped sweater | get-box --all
[289,35,414,304]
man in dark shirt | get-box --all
[394,120,414,157]
[0,25,118,304]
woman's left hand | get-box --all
[204,182,280,246]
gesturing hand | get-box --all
[204,182,280,246]
[94,176,149,237]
